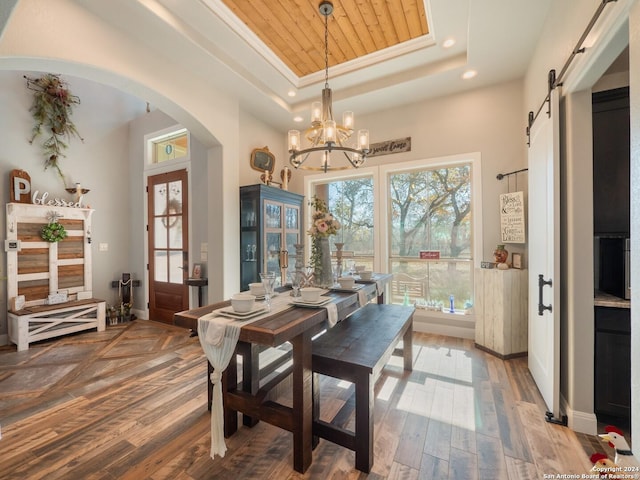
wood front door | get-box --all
[147,169,189,323]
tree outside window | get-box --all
[312,161,475,310]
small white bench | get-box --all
[8,299,106,351]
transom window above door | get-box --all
[148,128,189,165]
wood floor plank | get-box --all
[504,455,538,480]
[491,382,533,462]
[476,379,500,438]
[371,381,408,477]
[448,446,478,480]
[476,433,508,480]
[418,453,449,480]
[394,412,428,469]
[0,325,606,479]
[388,461,419,480]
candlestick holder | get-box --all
[334,242,344,278]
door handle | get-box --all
[538,274,552,316]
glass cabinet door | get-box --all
[284,205,300,255]
[265,232,281,276]
[265,202,282,229]
[241,198,257,228]
[241,230,258,289]
[240,185,304,291]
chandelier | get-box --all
[287,0,369,172]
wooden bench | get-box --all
[312,303,414,473]
[8,299,106,351]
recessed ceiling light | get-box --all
[442,38,456,48]
[293,116,304,123]
[462,70,477,80]
[287,90,296,97]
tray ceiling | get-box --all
[220,0,429,77]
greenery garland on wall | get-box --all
[25,74,83,184]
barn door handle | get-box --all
[538,274,552,316]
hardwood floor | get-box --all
[0,320,610,479]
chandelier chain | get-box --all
[286,0,369,172]
[324,13,329,88]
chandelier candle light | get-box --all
[287,1,369,172]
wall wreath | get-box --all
[41,222,67,243]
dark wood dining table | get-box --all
[173,274,392,473]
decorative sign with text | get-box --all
[10,169,31,203]
[500,191,526,243]
[368,137,411,157]
[8,168,86,208]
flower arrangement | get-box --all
[308,196,340,283]
[41,222,67,242]
[308,196,341,238]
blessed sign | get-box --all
[500,191,526,243]
[8,169,85,208]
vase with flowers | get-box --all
[308,196,341,287]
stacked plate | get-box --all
[290,296,332,308]
[217,306,268,320]
[330,284,365,293]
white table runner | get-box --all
[198,290,336,459]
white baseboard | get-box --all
[561,394,598,435]
[132,308,147,320]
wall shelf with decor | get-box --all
[5,202,105,350]
[239,185,304,291]
[474,268,528,358]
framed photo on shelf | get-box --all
[191,263,202,279]
[512,253,522,269]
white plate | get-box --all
[330,284,365,292]
[217,306,268,319]
[290,296,332,307]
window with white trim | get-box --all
[306,153,482,312]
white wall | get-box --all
[239,110,288,188]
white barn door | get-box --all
[527,85,563,423]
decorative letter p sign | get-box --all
[10,169,31,203]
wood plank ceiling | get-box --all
[220,0,429,78]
